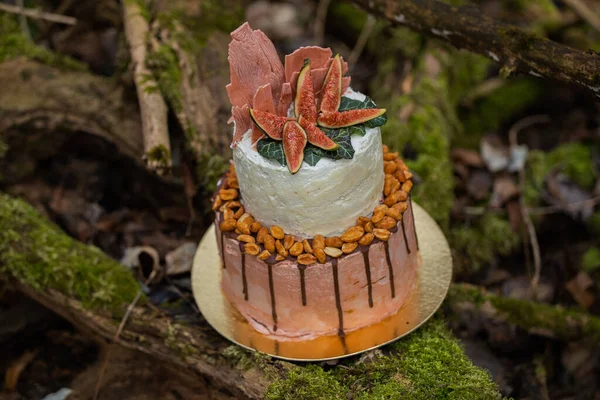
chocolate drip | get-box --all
[332,259,345,338]
[268,263,278,331]
[384,241,396,298]
[220,231,227,269]
[275,341,280,355]
[240,243,248,300]
[362,251,373,308]
[298,265,307,306]
[409,196,420,250]
[401,219,411,254]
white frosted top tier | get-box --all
[232,91,385,237]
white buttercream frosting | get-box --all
[232,90,384,237]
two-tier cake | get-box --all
[213,22,419,341]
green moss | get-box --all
[451,214,520,273]
[146,144,171,167]
[266,319,501,399]
[0,194,141,315]
[582,247,600,273]
[448,285,600,344]
[0,13,85,70]
[146,44,182,112]
[525,143,596,205]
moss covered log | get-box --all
[447,283,600,344]
[0,194,141,315]
[0,194,502,398]
[352,0,600,96]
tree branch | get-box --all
[350,0,600,96]
[0,3,77,25]
[122,0,172,175]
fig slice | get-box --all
[319,54,342,113]
[249,108,287,140]
[283,121,307,174]
[294,59,318,123]
[298,115,338,150]
[317,108,387,128]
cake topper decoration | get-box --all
[227,22,388,174]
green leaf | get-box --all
[257,138,286,166]
[338,96,387,128]
[303,145,326,166]
[322,128,355,159]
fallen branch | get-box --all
[0,3,77,25]
[122,0,171,175]
[351,0,600,96]
[447,283,600,345]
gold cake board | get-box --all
[191,202,452,361]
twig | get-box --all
[16,0,32,41]
[0,3,77,25]
[508,115,550,298]
[93,270,156,400]
[122,0,172,175]
[351,0,600,97]
[313,0,332,46]
[563,0,600,33]
[347,14,376,69]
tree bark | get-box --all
[351,0,600,96]
[122,0,172,174]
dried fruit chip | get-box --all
[303,239,313,254]
[314,248,326,263]
[357,216,370,227]
[365,221,374,233]
[376,216,397,230]
[373,228,391,241]
[264,234,276,253]
[290,242,304,256]
[325,236,343,248]
[275,254,285,261]
[312,235,325,250]
[275,240,288,257]
[220,218,236,232]
[223,208,234,221]
[219,188,238,201]
[244,243,260,255]
[340,226,364,243]
[402,180,413,192]
[250,221,262,233]
[237,234,255,243]
[283,235,295,250]
[324,246,343,258]
[270,226,285,240]
[258,250,271,261]
[358,233,374,246]
[383,152,398,161]
[384,161,397,175]
[372,210,385,224]
[297,254,316,265]
[342,242,358,254]
[257,227,268,244]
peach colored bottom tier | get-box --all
[217,200,419,341]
